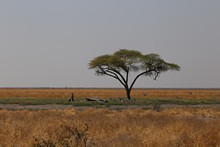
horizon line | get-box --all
[0,87,219,90]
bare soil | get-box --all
[0,104,219,110]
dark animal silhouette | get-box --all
[68,93,74,102]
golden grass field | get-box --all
[0,88,220,146]
[0,107,219,146]
[0,88,220,99]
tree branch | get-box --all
[129,68,156,90]
[97,66,117,78]
[98,66,126,87]
[108,67,128,87]
[125,68,129,89]
[153,71,160,80]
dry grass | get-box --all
[0,88,220,100]
[0,107,219,146]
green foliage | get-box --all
[113,49,142,58]
[89,55,111,68]
[0,97,219,107]
[89,49,143,73]
[89,49,180,77]
[141,54,180,78]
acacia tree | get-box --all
[89,49,180,100]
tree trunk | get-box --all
[125,88,131,100]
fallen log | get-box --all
[85,97,108,103]
[85,97,98,101]
[98,98,109,103]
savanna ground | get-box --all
[1,88,220,100]
[0,88,220,146]
[0,88,220,106]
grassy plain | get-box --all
[0,107,219,146]
[1,88,220,99]
[0,88,220,146]
[0,88,220,106]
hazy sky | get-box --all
[0,0,220,88]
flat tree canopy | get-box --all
[89,49,180,99]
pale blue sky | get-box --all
[0,0,220,88]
